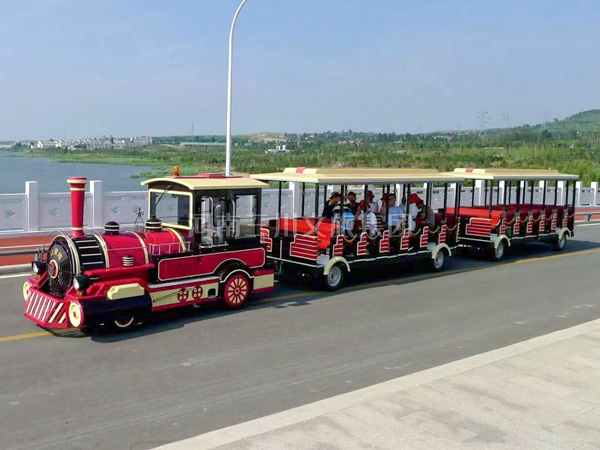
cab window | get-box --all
[149,191,191,229]
[197,196,227,246]
[235,193,258,238]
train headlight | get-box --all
[73,275,90,292]
[32,260,46,275]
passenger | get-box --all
[364,209,378,236]
[380,193,404,231]
[408,193,421,231]
[417,199,436,227]
[322,192,341,219]
[334,204,355,233]
[345,191,359,215]
[355,190,379,218]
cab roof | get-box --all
[142,174,268,190]
[251,167,463,184]
[445,168,579,181]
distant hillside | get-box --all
[491,109,600,135]
[242,132,285,142]
[546,109,600,134]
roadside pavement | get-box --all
[156,318,600,450]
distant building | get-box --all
[266,145,291,154]
[30,136,153,150]
[261,138,286,144]
[179,142,226,148]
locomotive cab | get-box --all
[23,173,274,331]
[145,175,263,254]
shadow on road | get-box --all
[83,238,600,343]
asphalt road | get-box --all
[1,225,600,450]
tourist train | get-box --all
[22,167,577,331]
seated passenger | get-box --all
[336,204,355,233]
[407,193,421,231]
[345,191,360,215]
[361,210,378,236]
[355,190,379,218]
[417,198,436,228]
[322,192,342,219]
[380,193,404,231]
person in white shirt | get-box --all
[408,194,421,231]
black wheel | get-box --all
[554,233,567,251]
[431,249,447,271]
[490,240,506,261]
[323,264,346,291]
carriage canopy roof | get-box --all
[445,168,579,181]
[142,175,268,190]
[251,167,463,184]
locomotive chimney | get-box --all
[67,177,88,238]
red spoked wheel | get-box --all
[222,274,250,309]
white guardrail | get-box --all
[0,180,598,236]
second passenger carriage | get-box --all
[443,168,578,260]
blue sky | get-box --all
[0,0,599,139]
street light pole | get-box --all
[225,0,248,176]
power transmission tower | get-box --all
[477,110,489,135]
[542,109,549,131]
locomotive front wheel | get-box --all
[112,316,136,331]
[222,274,250,308]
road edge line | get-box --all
[153,317,600,450]
[0,264,30,276]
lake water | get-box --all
[0,153,152,193]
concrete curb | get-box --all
[0,264,30,276]
[154,318,600,450]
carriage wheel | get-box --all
[222,274,250,308]
[323,263,346,291]
[554,233,567,251]
[491,240,506,261]
[431,249,446,271]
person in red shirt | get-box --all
[355,190,379,219]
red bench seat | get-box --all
[278,218,339,249]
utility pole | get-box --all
[191,122,194,137]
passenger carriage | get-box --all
[252,168,464,290]
[22,171,275,331]
[443,168,578,260]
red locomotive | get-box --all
[23,172,275,330]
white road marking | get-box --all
[0,273,30,280]
[577,222,600,227]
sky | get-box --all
[0,0,599,140]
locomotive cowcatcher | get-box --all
[23,171,275,330]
